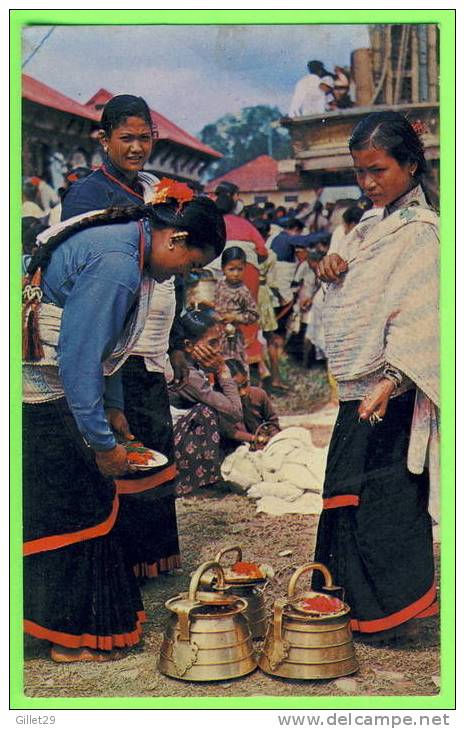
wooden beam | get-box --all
[411,26,420,103]
[427,25,438,102]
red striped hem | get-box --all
[323,494,360,509]
[415,600,439,619]
[115,463,178,494]
[133,553,182,578]
[23,495,119,556]
[350,584,437,633]
[100,166,145,201]
[24,610,146,650]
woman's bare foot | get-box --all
[51,645,127,663]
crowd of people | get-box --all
[21,91,439,664]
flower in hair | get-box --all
[411,120,428,136]
[151,177,194,208]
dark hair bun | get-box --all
[180,196,226,256]
[148,195,226,257]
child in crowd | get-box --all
[215,246,259,367]
[168,307,244,495]
[225,359,280,449]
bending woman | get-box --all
[22,195,225,661]
[312,112,439,642]
[61,94,187,578]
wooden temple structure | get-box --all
[278,24,440,203]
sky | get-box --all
[22,24,369,136]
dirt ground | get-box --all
[23,360,440,700]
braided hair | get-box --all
[27,195,226,276]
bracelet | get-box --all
[382,364,403,390]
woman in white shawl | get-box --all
[312,112,439,643]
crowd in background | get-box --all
[22,165,371,413]
[184,180,371,400]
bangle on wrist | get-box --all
[382,365,403,390]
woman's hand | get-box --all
[95,444,135,478]
[316,253,348,283]
[169,350,189,389]
[358,378,396,422]
[191,341,224,372]
[105,408,134,442]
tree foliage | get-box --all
[199,105,292,180]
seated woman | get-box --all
[225,359,281,448]
[168,307,243,495]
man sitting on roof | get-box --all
[288,60,329,117]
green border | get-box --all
[10,8,455,711]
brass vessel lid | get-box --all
[211,546,269,585]
[165,560,248,615]
[283,562,352,620]
[288,591,350,619]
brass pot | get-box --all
[158,560,257,682]
[200,546,269,639]
[259,562,358,680]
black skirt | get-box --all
[114,357,181,577]
[312,389,437,633]
[23,398,144,650]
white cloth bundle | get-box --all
[221,427,326,515]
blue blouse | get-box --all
[42,219,151,451]
[61,157,145,220]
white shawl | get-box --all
[323,202,439,489]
